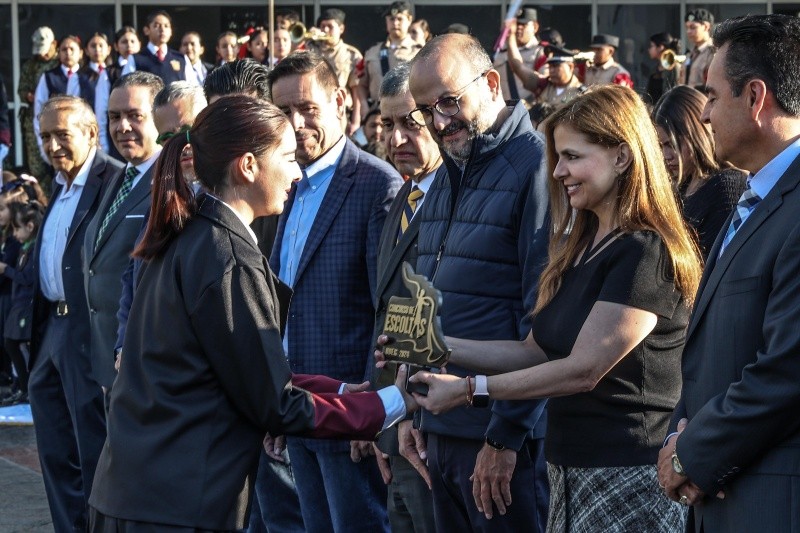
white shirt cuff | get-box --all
[377,386,406,430]
[337,383,346,394]
[663,431,679,448]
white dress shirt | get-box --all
[39,148,97,302]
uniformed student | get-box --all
[306,8,364,135]
[494,7,546,105]
[536,48,585,108]
[584,34,633,88]
[122,10,194,84]
[682,9,714,90]
[356,1,421,113]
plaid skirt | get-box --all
[546,463,687,533]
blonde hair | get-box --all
[536,85,701,313]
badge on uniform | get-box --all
[170,60,181,72]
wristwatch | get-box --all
[671,449,685,476]
[471,375,489,408]
[485,436,506,451]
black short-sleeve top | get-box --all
[532,230,689,468]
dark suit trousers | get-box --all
[89,507,222,532]
[29,311,106,533]
[388,456,436,533]
[247,449,305,533]
[427,435,548,533]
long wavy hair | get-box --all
[536,85,702,314]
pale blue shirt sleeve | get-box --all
[335,383,406,430]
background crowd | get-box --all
[0,3,799,533]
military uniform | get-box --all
[538,75,585,107]
[358,36,421,103]
[494,41,546,103]
[584,59,633,88]
[17,55,57,180]
[682,41,714,90]
[306,39,363,108]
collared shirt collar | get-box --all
[748,136,800,200]
[302,135,346,182]
[147,42,166,56]
[60,64,76,76]
[413,167,438,195]
[594,58,615,70]
[89,61,102,72]
[55,147,97,190]
[127,147,163,180]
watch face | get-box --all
[472,393,489,408]
[671,454,684,475]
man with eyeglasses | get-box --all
[405,33,551,532]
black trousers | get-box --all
[5,339,29,393]
[90,507,229,533]
[28,312,106,533]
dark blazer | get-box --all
[132,48,187,84]
[671,153,800,531]
[30,150,122,369]
[371,177,428,455]
[270,139,402,452]
[43,66,95,108]
[82,164,152,388]
[89,194,388,530]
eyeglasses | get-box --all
[409,71,488,126]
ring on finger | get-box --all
[679,495,689,505]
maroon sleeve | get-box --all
[304,391,385,440]
[292,373,343,394]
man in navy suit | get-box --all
[658,15,800,532]
[122,10,193,84]
[28,95,123,532]
[268,51,403,532]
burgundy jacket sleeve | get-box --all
[292,373,342,394]
[303,390,385,440]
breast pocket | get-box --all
[720,275,762,297]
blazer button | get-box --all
[65,266,71,270]
[732,467,740,473]
[90,308,97,315]
[88,269,95,276]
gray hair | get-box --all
[155,81,208,115]
[39,95,98,143]
[380,62,411,99]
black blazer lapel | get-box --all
[66,154,108,248]
[687,155,800,337]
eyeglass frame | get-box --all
[409,70,489,126]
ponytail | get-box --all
[133,133,196,260]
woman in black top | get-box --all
[653,85,747,258]
[402,86,702,531]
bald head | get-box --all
[408,34,506,165]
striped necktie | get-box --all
[398,185,423,240]
[97,165,139,245]
[719,185,761,257]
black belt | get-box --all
[50,300,69,317]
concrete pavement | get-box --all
[0,421,52,532]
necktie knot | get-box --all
[126,165,140,181]
[98,65,104,74]
[156,48,166,62]
[399,186,424,241]
[719,185,762,257]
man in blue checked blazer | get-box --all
[268,52,402,533]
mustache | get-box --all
[438,120,466,139]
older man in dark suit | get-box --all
[28,95,123,532]
[83,71,163,395]
[367,61,441,533]
[658,15,800,532]
[267,51,402,532]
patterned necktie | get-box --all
[719,186,761,257]
[398,186,423,240]
[156,48,166,62]
[97,166,139,245]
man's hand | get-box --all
[114,351,122,372]
[398,420,431,489]
[657,419,723,505]
[342,381,370,393]
[472,444,516,519]
[0,262,7,275]
[373,442,393,484]
[263,433,287,463]
[350,440,374,462]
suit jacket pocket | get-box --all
[720,275,762,297]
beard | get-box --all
[437,99,494,166]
